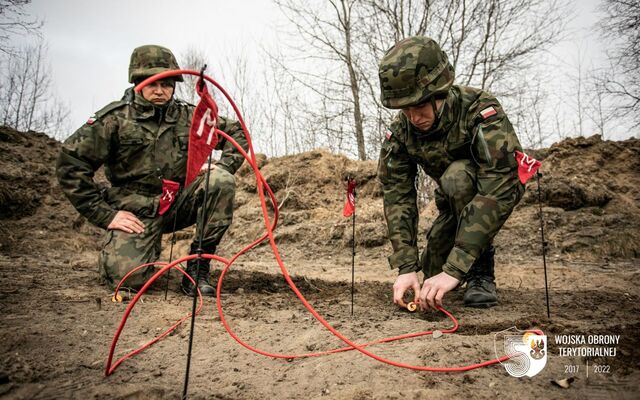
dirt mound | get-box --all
[221,149,386,255]
[511,135,640,260]
[2,126,639,263]
[0,126,102,258]
[213,135,640,263]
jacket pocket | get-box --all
[178,135,189,152]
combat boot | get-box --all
[181,257,216,297]
[463,246,497,308]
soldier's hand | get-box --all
[418,272,460,311]
[393,272,421,307]
[107,210,145,234]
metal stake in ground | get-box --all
[164,212,179,301]
[341,176,357,316]
[351,187,356,316]
[183,66,210,400]
[536,172,551,319]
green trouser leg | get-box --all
[419,160,479,278]
[98,167,236,291]
[417,159,498,307]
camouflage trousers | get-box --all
[98,167,236,290]
[419,160,484,278]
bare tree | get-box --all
[567,44,587,137]
[175,46,208,105]
[360,1,569,92]
[598,0,640,126]
[178,46,288,158]
[0,0,42,55]
[588,69,614,139]
[274,0,368,160]
[0,39,70,137]
[271,0,570,160]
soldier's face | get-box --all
[401,99,443,131]
[141,79,175,105]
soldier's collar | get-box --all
[131,92,156,120]
[131,91,178,122]
[164,100,179,122]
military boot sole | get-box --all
[181,283,216,297]
[464,299,497,308]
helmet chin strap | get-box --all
[429,96,440,128]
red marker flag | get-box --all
[158,179,180,215]
[185,81,220,188]
[514,150,542,184]
[342,178,356,217]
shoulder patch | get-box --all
[86,115,97,125]
[480,106,497,119]
[385,130,392,140]
[175,98,196,108]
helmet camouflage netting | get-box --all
[128,44,183,84]
[378,36,455,109]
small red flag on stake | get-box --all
[185,81,221,188]
[515,150,542,184]
[342,178,356,217]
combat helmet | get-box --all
[128,45,183,84]
[378,36,454,109]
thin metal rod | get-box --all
[536,172,551,319]
[351,207,355,316]
[164,212,179,301]
[183,153,214,399]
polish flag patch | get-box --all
[385,131,392,140]
[480,107,497,119]
[86,115,97,125]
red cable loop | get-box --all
[105,69,529,376]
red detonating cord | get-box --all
[105,70,532,376]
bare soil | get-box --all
[1,126,639,399]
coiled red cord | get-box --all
[105,70,524,376]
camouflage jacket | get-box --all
[377,85,524,280]
[57,88,248,229]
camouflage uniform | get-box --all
[377,37,525,288]
[57,76,248,290]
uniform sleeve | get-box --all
[377,132,420,275]
[56,117,117,229]
[441,107,524,280]
[215,116,249,175]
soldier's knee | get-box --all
[97,230,157,290]
[207,167,236,196]
[440,160,476,199]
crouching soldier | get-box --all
[377,36,525,310]
[57,45,248,296]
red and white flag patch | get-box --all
[86,115,97,125]
[480,107,497,119]
[385,131,392,140]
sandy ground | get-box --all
[1,247,638,399]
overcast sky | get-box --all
[21,0,631,142]
[24,0,282,129]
